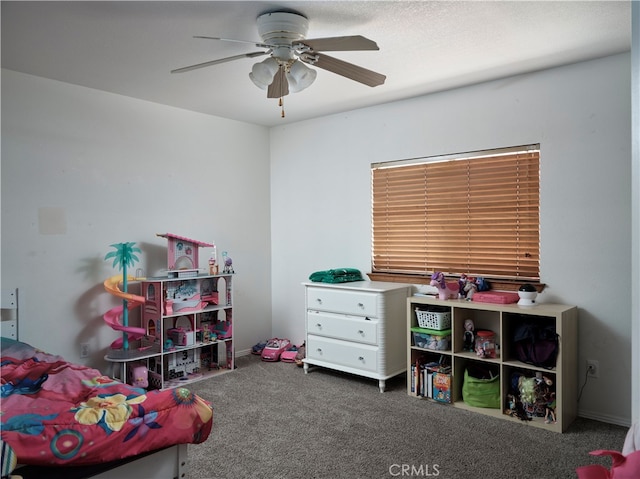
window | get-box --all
[371,145,540,282]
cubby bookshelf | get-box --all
[407,296,577,432]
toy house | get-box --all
[156,233,213,278]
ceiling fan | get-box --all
[171,11,386,117]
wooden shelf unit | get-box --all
[407,296,578,432]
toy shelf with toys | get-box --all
[407,296,577,433]
[104,233,235,390]
[105,273,234,390]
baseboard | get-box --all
[236,348,251,357]
[578,409,631,428]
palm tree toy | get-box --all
[105,242,141,350]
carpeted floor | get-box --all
[187,355,628,479]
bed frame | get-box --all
[1,288,191,479]
[14,444,187,479]
[0,288,20,340]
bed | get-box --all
[0,289,213,478]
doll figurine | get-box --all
[545,392,557,424]
[222,251,235,274]
[463,319,475,352]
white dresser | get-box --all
[303,281,411,392]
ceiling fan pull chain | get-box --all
[279,97,285,118]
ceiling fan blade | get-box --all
[194,36,272,49]
[267,67,289,98]
[171,51,268,74]
[307,53,386,87]
[301,35,379,52]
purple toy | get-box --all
[430,272,459,300]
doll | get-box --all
[545,392,557,424]
[463,319,475,352]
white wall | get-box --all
[270,53,632,426]
[631,1,640,425]
[1,69,273,366]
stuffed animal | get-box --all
[430,272,458,300]
[463,278,478,299]
[576,450,640,479]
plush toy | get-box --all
[576,450,640,479]
[463,278,478,299]
[458,274,468,298]
[430,272,458,300]
[129,363,149,389]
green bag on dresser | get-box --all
[462,366,500,409]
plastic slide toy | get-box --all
[103,275,147,350]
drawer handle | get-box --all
[358,356,365,361]
[358,330,364,335]
[316,323,322,329]
[357,302,364,309]
[316,348,323,354]
[316,298,323,304]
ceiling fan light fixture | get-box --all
[286,60,317,93]
[173,10,386,118]
[249,57,280,89]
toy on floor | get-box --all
[281,344,300,363]
[261,338,291,361]
[295,342,306,367]
[576,449,640,479]
[252,340,267,355]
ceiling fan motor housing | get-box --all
[257,11,309,48]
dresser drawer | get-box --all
[307,336,378,372]
[306,287,378,317]
[307,311,378,345]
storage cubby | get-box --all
[452,307,501,360]
[407,296,577,432]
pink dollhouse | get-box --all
[156,233,213,277]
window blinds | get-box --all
[371,147,540,280]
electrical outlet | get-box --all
[80,342,90,358]
[586,359,599,378]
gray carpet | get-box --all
[187,355,628,479]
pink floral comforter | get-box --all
[0,338,213,466]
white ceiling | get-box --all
[1,1,632,127]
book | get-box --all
[433,372,452,403]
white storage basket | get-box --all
[415,308,451,330]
